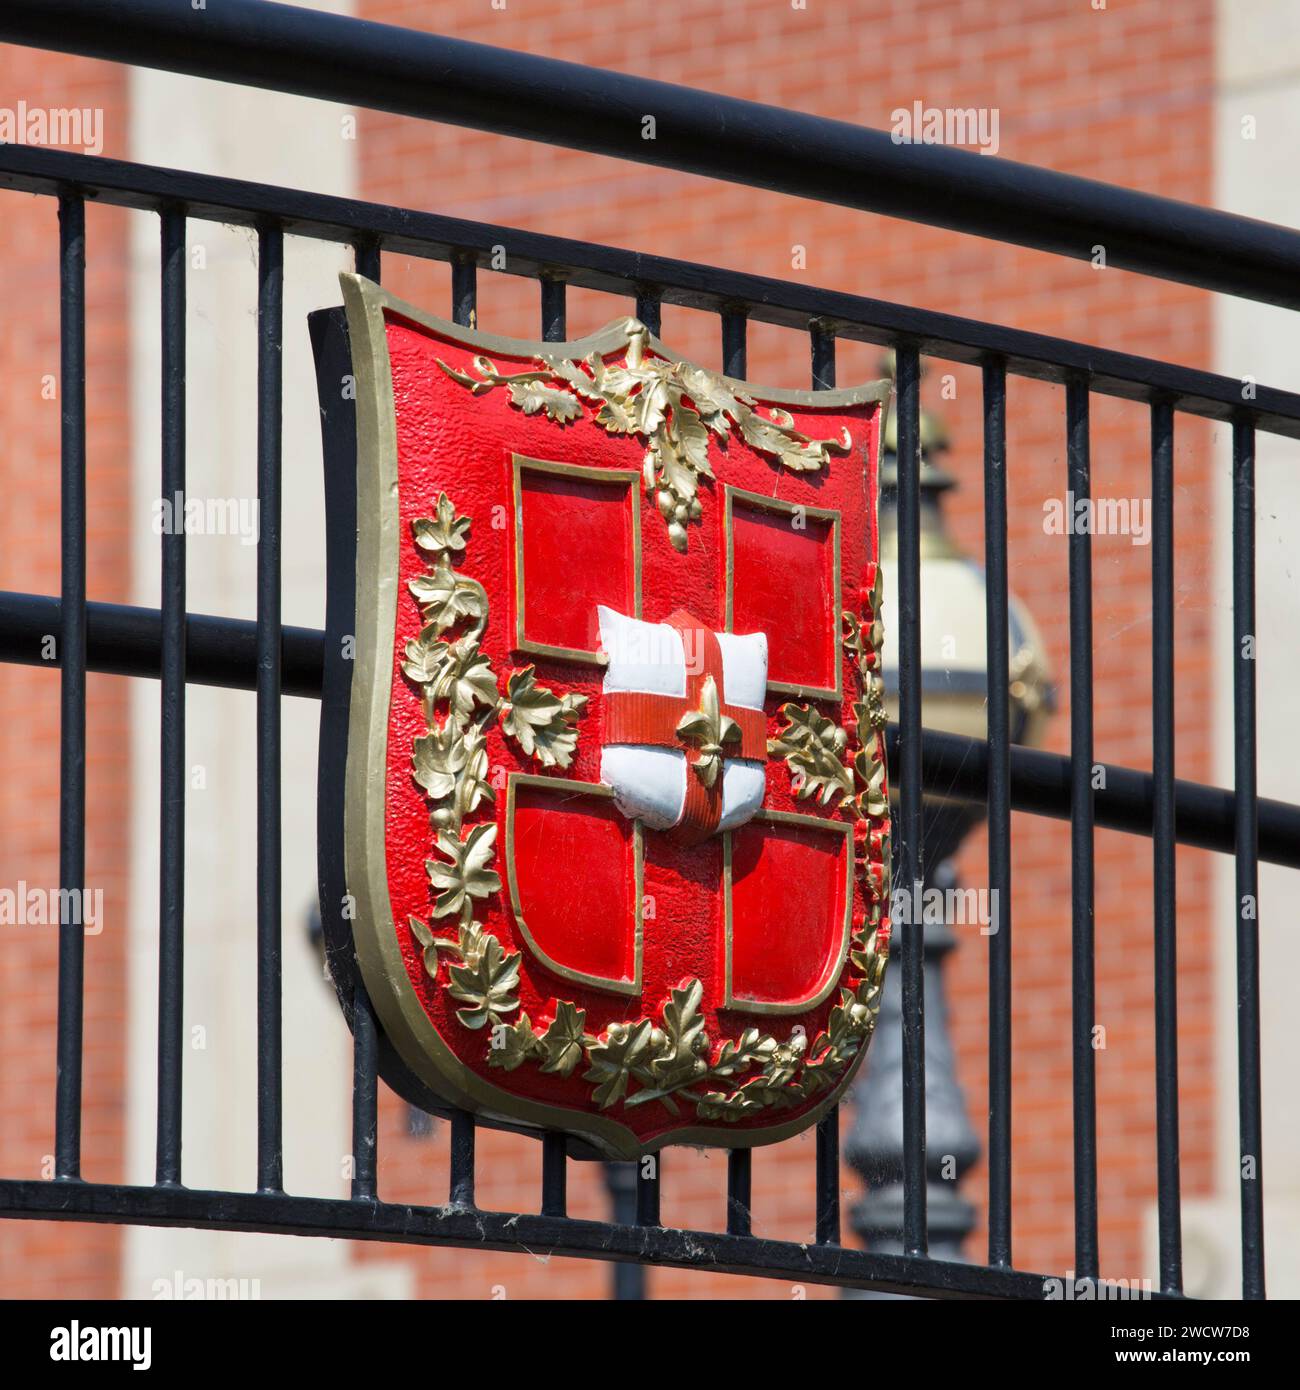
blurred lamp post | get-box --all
[845,358,1052,1278]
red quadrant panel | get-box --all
[728,493,838,695]
[727,817,849,1009]
[514,457,638,658]
[507,780,639,991]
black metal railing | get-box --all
[0,0,1293,1300]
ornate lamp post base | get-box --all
[845,856,981,1296]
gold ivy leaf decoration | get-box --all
[480,1001,594,1077]
[404,633,500,722]
[412,714,494,832]
[488,1012,546,1071]
[412,492,470,557]
[768,703,854,806]
[500,666,588,770]
[409,553,488,635]
[538,1001,591,1078]
[408,914,450,982]
[842,565,892,839]
[403,490,592,1037]
[412,716,474,802]
[583,1018,656,1109]
[436,322,852,554]
[426,823,503,927]
[447,927,521,1030]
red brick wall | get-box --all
[0,52,130,1296]
[351,0,1217,1296]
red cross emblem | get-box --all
[599,607,769,845]
[315,275,893,1157]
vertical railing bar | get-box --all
[895,343,927,1257]
[156,208,187,1188]
[1151,399,1183,1292]
[354,238,381,285]
[811,321,840,1245]
[721,306,747,379]
[636,1155,661,1228]
[540,270,566,345]
[349,987,379,1201]
[983,356,1012,1267]
[722,304,752,1239]
[541,1133,567,1219]
[349,238,381,1202]
[1066,375,1099,1279]
[540,274,566,345]
[810,321,834,392]
[444,248,479,1210]
[1232,417,1265,1300]
[726,1149,752,1238]
[451,254,477,331]
[535,273,569,1222]
[54,192,86,1182]
[449,1109,476,1209]
[814,1107,839,1245]
[635,288,661,337]
[256,224,285,1194]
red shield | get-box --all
[320,274,892,1157]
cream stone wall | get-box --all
[121,0,411,1299]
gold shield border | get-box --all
[339,269,889,1158]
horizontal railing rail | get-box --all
[0,1176,1184,1301]
[7,0,1300,309]
[3,587,1296,871]
[4,145,1300,439]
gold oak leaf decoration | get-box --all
[768,702,854,806]
[507,380,583,423]
[842,560,893,929]
[436,322,852,553]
